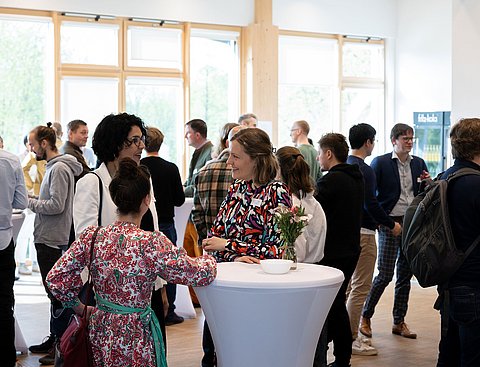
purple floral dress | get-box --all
[47,222,217,367]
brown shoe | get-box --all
[392,321,417,339]
[359,316,372,338]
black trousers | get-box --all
[314,254,360,367]
[0,239,16,367]
[35,243,65,337]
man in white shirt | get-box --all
[0,145,28,367]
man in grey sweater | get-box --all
[27,123,82,364]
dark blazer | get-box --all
[371,152,428,215]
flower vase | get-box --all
[282,244,297,270]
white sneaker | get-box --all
[32,262,40,273]
[18,264,32,275]
[358,335,372,346]
[352,337,378,356]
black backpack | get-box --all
[402,167,480,288]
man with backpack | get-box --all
[436,118,480,366]
[360,123,429,340]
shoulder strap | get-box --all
[446,167,480,182]
[87,171,103,226]
[82,226,101,318]
[446,167,480,260]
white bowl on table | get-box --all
[260,259,293,274]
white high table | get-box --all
[194,262,344,367]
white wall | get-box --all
[0,0,254,26]
[395,0,452,125]
[452,0,480,121]
[273,0,397,37]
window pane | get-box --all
[61,76,119,143]
[125,77,183,165]
[278,36,338,148]
[342,42,384,79]
[341,87,384,156]
[190,29,239,147]
[279,36,338,85]
[127,26,182,69]
[61,21,119,65]
[0,15,54,155]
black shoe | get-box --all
[29,334,55,354]
[15,275,20,281]
[165,312,184,326]
[38,346,55,365]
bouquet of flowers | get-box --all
[274,205,311,250]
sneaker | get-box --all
[38,346,55,365]
[32,262,40,273]
[359,316,372,338]
[29,335,55,354]
[352,337,378,356]
[165,312,184,326]
[358,335,372,346]
[18,264,32,275]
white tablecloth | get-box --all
[195,262,344,367]
[173,198,195,318]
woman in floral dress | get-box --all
[202,128,293,261]
[47,158,217,367]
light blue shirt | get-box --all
[0,149,28,249]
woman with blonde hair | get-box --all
[203,128,292,262]
[276,146,326,263]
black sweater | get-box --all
[140,156,185,226]
[314,163,364,261]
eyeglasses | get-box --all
[290,128,300,133]
[399,136,416,143]
[125,135,146,148]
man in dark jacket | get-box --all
[436,118,480,366]
[314,133,364,367]
[360,123,429,340]
[346,123,402,356]
[60,119,91,181]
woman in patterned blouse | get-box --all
[46,158,217,367]
[202,128,293,263]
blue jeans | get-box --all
[437,286,480,367]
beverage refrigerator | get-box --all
[413,111,451,177]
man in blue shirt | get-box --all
[0,143,28,367]
[360,123,429,340]
[346,124,401,356]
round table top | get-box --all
[210,262,344,289]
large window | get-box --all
[341,40,385,156]
[61,21,119,66]
[0,14,53,154]
[190,28,240,147]
[278,36,338,148]
[278,34,385,151]
[125,77,183,164]
[61,76,119,138]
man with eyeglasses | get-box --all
[360,123,429,341]
[290,120,322,183]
